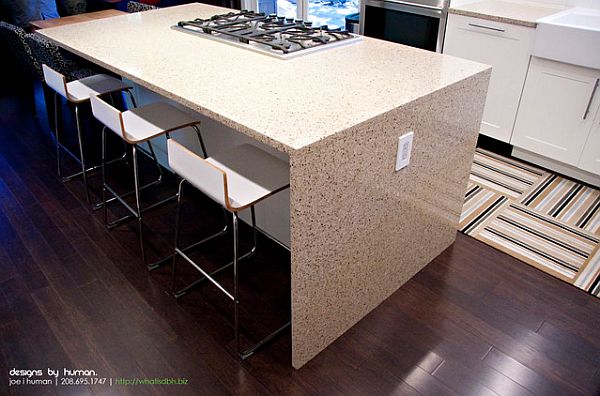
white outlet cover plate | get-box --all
[396,131,414,171]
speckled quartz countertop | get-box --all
[449,0,565,28]
[39,3,489,154]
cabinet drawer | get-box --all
[445,14,533,42]
[444,14,534,143]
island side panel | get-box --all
[289,71,491,369]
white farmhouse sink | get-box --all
[534,8,600,70]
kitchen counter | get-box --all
[39,3,488,154]
[449,0,565,27]
[38,3,491,368]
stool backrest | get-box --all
[89,95,125,138]
[42,64,68,98]
[167,139,231,209]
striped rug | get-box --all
[461,149,600,297]
[521,174,600,236]
[460,182,508,234]
[470,148,547,198]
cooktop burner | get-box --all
[175,10,362,59]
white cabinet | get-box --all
[579,110,600,174]
[443,14,535,143]
[511,57,600,167]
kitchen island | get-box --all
[38,3,491,368]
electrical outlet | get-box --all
[396,131,414,171]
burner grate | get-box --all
[176,10,360,57]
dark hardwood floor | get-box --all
[1,80,599,396]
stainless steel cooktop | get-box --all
[175,10,362,59]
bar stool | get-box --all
[167,139,290,359]
[89,95,205,266]
[42,64,135,203]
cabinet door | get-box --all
[512,57,600,166]
[443,14,534,143]
[579,105,600,175]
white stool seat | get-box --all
[121,102,201,143]
[66,74,131,103]
[207,145,289,209]
[168,142,289,210]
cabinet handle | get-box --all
[583,78,599,120]
[386,0,443,11]
[468,23,505,32]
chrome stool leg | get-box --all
[101,142,171,229]
[250,206,257,255]
[101,139,174,265]
[54,92,62,179]
[192,124,207,158]
[171,208,251,298]
[52,94,98,204]
[169,180,229,287]
[53,98,94,183]
[125,88,137,108]
[233,211,241,356]
[74,104,91,203]
[91,92,139,212]
[233,206,289,360]
[147,140,163,183]
[132,144,146,264]
[171,179,185,292]
[152,199,229,272]
[101,127,108,226]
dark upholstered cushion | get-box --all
[0,21,39,78]
[24,33,98,81]
[59,0,87,16]
[127,2,158,13]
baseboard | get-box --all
[476,134,513,157]
[512,147,600,188]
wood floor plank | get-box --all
[482,347,587,396]
[432,358,534,396]
[0,77,599,396]
[30,287,124,396]
[406,278,596,395]
[414,266,600,390]
[536,320,600,366]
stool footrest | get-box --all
[105,191,176,229]
[57,142,83,165]
[147,224,228,271]
[238,321,291,360]
[64,153,127,183]
[173,245,255,299]
[175,249,236,300]
[95,176,162,212]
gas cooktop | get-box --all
[175,10,362,59]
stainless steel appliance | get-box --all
[175,11,362,59]
[359,0,449,52]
